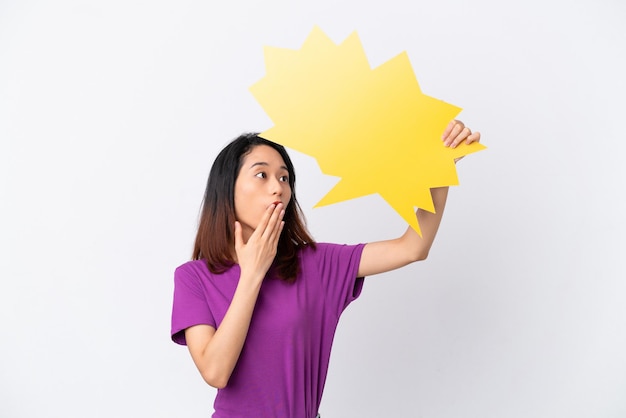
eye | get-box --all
[255,172,267,179]
[280,175,289,182]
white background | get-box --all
[1,1,625,417]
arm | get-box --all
[358,186,448,277]
[185,203,285,389]
[357,120,481,277]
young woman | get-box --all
[171,120,480,418]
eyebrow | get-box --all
[249,162,289,171]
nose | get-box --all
[269,176,283,196]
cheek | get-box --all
[234,183,265,222]
[234,184,252,216]
[234,179,256,202]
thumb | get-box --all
[234,221,243,250]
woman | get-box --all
[171,121,480,418]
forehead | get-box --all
[241,145,287,168]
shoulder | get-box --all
[299,242,366,262]
[174,259,209,277]
[175,259,207,271]
[174,259,239,283]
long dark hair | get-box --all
[193,133,316,282]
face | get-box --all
[234,145,292,240]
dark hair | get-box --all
[193,133,316,282]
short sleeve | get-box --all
[315,243,366,318]
[170,263,216,345]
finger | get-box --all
[465,131,481,144]
[261,203,283,240]
[275,221,285,243]
[444,121,464,146]
[450,127,472,149]
[234,221,243,250]
[453,132,481,163]
[267,209,285,244]
[250,203,278,241]
[441,120,456,141]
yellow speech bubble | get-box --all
[250,26,485,235]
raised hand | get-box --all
[442,119,481,162]
[234,203,285,284]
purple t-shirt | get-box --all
[171,242,366,418]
